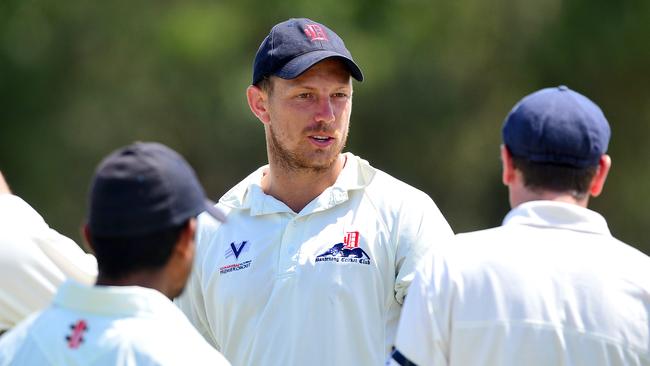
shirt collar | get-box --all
[503,200,611,236]
[219,152,375,216]
[54,280,173,317]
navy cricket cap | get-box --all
[252,18,364,85]
[502,85,611,168]
[88,142,226,237]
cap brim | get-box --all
[276,50,364,82]
[203,200,227,223]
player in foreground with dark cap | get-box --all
[389,86,650,366]
[174,18,453,366]
[0,142,230,365]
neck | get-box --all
[510,188,589,209]
[95,270,175,299]
[262,154,346,213]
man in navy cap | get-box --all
[389,86,650,366]
[175,18,453,366]
[0,142,230,365]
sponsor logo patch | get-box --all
[226,241,249,260]
[220,260,252,274]
[220,241,252,274]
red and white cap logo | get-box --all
[303,24,329,42]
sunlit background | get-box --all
[1,0,648,253]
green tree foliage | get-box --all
[1,0,648,253]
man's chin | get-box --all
[300,152,341,171]
[269,137,343,172]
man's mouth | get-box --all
[312,136,332,142]
[309,135,335,147]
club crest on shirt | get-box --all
[316,231,371,265]
[220,241,252,274]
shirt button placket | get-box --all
[278,216,299,277]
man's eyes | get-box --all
[294,92,349,99]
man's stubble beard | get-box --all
[267,122,348,173]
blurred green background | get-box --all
[1,0,648,254]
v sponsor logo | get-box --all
[220,241,253,275]
[226,241,249,260]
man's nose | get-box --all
[314,97,335,124]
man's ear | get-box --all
[174,218,197,259]
[246,85,271,124]
[589,154,611,198]
[82,224,95,254]
[0,171,11,194]
[500,145,516,186]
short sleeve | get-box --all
[391,255,449,366]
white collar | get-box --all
[54,280,173,317]
[503,200,611,236]
[219,152,375,216]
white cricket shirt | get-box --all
[0,194,97,332]
[175,153,453,366]
[0,281,230,365]
[391,200,650,366]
